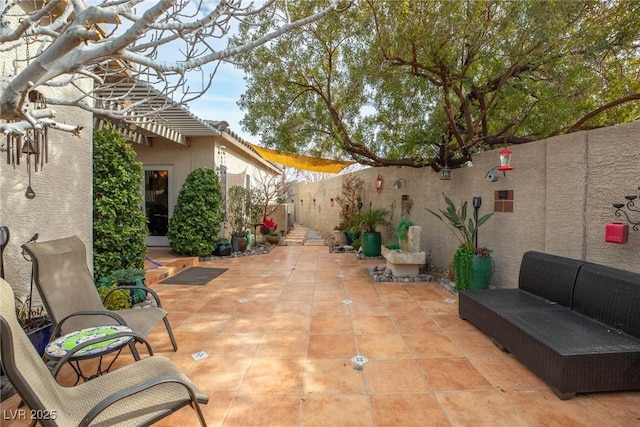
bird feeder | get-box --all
[496,148,513,171]
[375,175,383,191]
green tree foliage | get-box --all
[167,167,223,256]
[93,125,147,279]
[235,0,640,171]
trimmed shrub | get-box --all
[167,167,223,256]
[93,125,147,279]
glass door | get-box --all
[143,166,173,247]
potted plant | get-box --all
[469,246,494,289]
[15,298,53,357]
[354,204,390,257]
[96,267,146,308]
[343,216,361,245]
[260,217,277,234]
[335,175,364,245]
[259,217,281,244]
[227,186,252,252]
[266,231,282,245]
[427,194,493,290]
[213,237,232,256]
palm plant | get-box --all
[427,193,493,290]
[355,205,390,233]
[426,194,493,252]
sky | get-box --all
[186,62,256,144]
[85,0,257,144]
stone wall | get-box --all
[295,121,640,288]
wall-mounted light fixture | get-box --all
[394,178,407,189]
[440,166,452,180]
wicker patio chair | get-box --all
[0,277,208,426]
[22,235,178,352]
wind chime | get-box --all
[5,91,50,199]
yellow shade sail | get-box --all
[247,143,355,174]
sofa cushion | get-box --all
[518,251,584,307]
[572,262,640,338]
[498,308,640,397]
[459,289,570,346]
[461,289,567,313]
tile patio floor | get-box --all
[3,242,640,426]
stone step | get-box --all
[284,226,308,246]
[144,249,199,285]
[304,230,326,246]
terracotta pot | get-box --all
[267,235,280,245]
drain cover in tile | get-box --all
[351,355,368,365]
[192,351,208,361]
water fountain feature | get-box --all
[380,225,426,277]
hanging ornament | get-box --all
[5,91,50,198]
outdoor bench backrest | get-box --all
[572,262,640,338]
[518,251,585,308]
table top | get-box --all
[45,325,133,359]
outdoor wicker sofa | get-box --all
[459,251,640,399]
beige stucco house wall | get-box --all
[295,121,640,288]
[0,2,93,300]
[0,83,93,300]
[132,124,283,243]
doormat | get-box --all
[159,267,228,285]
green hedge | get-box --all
[167,167,223,256]
[93,125,147,279]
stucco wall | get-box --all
[0,86,93,300]
[295,121,640,288]
[134,133,283,240]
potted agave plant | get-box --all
[427,194,494,290]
